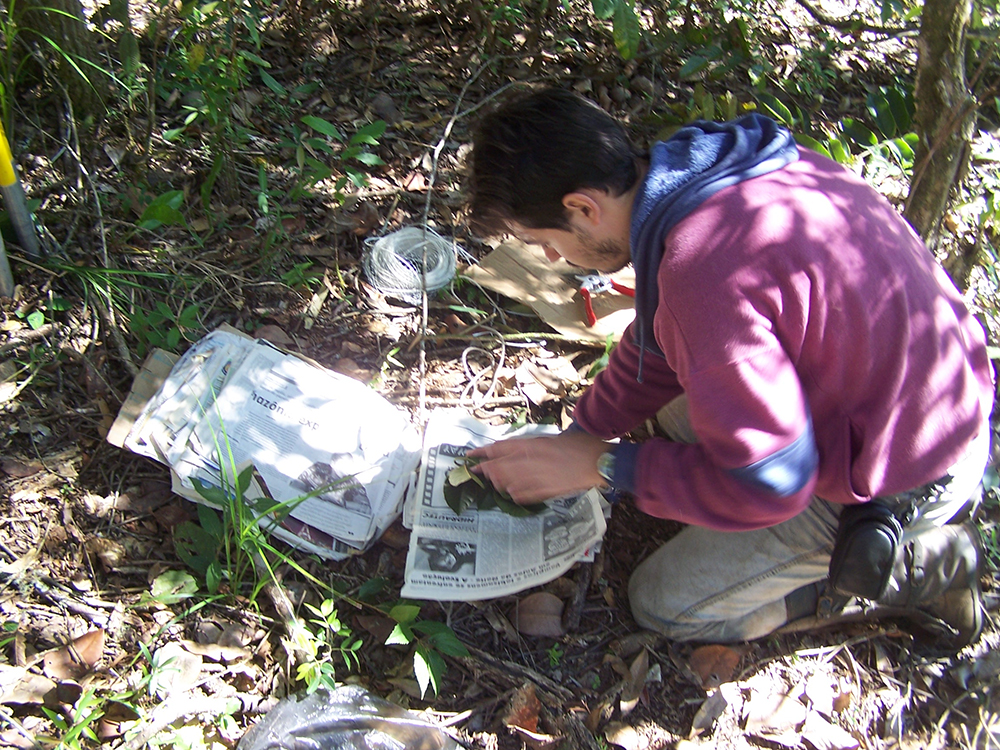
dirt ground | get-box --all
[0,1,998,748]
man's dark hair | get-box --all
[468,87,642,237]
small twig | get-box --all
[409,331,607,350]
[413,63,497,425]
[90,290,139,377]
[253,552,313,665]
[0,705,44,750]
[46,76,138,375]
[0,321,58,356]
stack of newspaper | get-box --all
[113,328,423,561]
[400,410,607,601]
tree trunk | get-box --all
[18,0,108,120]
[904,0,974,261]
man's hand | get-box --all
[465,430,610,505]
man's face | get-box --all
[511,222,631,274]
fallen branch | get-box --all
[387,394,527,408]
[794,0,916,36]
[463,645,576,703]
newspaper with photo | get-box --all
[401,409,607,601]
[114,328,423,560]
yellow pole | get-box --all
[0,120,40,260]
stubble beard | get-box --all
[594,238,631,273]
[574,226,630,273]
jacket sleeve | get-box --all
[572,324,686,439]
[579,335,820,530]
[641,347,821,529]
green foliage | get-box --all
[385,602,470,698]
[174,449,471,700]
[678,18,751,83]
[178,462,294,600]
[154,0,268,206]
[0,1,118,135]
[586,334,616,379]
[40,688,105,749]
[129,301,201,356]
[281,261,323,290]
[141,569,200,606]
[138,190,187,230]
[14,293,71,331]
[546,642,564,667]
[295,598,363,693]
[279,115,387,203]
[752,83,917,180]
[0,620,17,652]
[592,0,641,59]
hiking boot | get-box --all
[779,521,984,652]
[878,520,984,652]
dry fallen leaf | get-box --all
[687,644,742,690]
[801,710,861,750]
[586,699,613,733]
[689,681,741,738]
[331,358,373,383]
[515,356,580,405]
[0,458,42,478]
[150,642,203,699]
[743,690,807,735]
[180,639,249,664]
[604,720,675,750]
[355,614,397,644]
[619,649,649,715]
[253,325,295,348]
[832,678,854,714]
[604,722,644,750]
[513,592,565,637]
[505,683,541,733]
[0,665,56,706]
[504,687,562,750]
[98,701,140,741]
[41,629,106,681]
[85,537,127,570]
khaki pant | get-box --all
[627,396,990,642]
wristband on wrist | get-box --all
[596,449,616,487]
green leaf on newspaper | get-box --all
[443,456,546,517]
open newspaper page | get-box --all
[401,409,606,601]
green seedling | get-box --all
[385,602,470,698]
[546,642,564,667]
[296,598,363,694]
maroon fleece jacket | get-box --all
[573,149,994,530]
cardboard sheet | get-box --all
[106,349,180,448]
[462,240,636,343]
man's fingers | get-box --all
[475,460,531,501]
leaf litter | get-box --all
[0,0,998,748]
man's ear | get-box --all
[562,191,603,227]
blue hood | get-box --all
[630,113,799,379]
